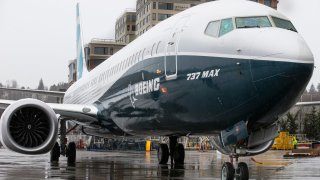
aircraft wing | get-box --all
[295,101,320,106]
[0,99,99,125]
[0,87,65,98]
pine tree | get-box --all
[287,112,298,134]
[303,107,320,140]
[317,83,320,93]
[309,84,317,94]
[37,78,45,90]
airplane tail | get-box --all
[76,3,88,80]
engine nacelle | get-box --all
[0,99,58,154]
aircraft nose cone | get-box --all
[247,29,314,126]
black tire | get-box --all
[67,142,76,165]
[221,162,235,180]
[50,142,60,162]
[236,162,249,180]
[174,143,185,164]
[158,144,169,164]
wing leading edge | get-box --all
[0,99,99,126]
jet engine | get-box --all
[0,99,58,154]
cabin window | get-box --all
[130,55,134,66]
[142,48,146,60]
[272,16,297,32]
[135,52,139,63]
[151,43,156,56]
[236,16,271,28]
[205,20,220,37]
[219,18,234,36]
[125,58,129,68]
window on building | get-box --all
[153,2,157,9]
[219,18,234,36]
[264,0,272,7]
[127,15,131,22]
[152,13,157,21]
[158,14,172,21]
[92,59,104,68]
[158,2,173,10]
[94,47,106,55]
[127,25,130,31]
[146,15,149,23]
[110,47,113,55]
[236,16,271,28]
[132,25,136,31]
[205,20,220,37]
[272,16,297,32]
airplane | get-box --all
[0,1,314,179]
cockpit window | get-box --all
[205,20,220,37]
[272,16,297,32]
[219,18,233,36]
[236,16,271,28]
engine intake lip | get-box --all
[0,99,58,154]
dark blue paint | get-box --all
[93,55,313,136]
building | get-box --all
[136,0,216,37]
[250,0,278,9]
[115,10,137,44]
[135,0,278,36]
[68,59,77,84]
[85,39,126,71]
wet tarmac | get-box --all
[0,149,319,179]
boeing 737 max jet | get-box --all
[0,1,314,179]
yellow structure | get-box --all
[146,140,151,151]
[272,132,294,150]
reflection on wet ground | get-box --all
[0,149,319,179]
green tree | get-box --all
[303,107,320,140]
[37,78,44,90]
[309,84,317,94]
[317,83,320,93]
[279,111,299,134]
[287,112,299,134]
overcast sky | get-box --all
[0,0,319,89]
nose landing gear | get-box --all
[221,156,249,180]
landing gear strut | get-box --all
[221,156,249,180]
[157,136,185,165]
[50,118,77,164]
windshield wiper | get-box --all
[237,25,261,29]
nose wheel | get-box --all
[221,162,235,180]
[221,156,249,180]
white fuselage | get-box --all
[64,0,313,105]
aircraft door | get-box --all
[165,16,189,80]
